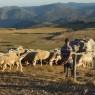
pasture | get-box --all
[0,27,65,51]
[0,27,95,95]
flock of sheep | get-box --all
[71,37,95,67]
[0,46,61,72]
[0,37,95,72]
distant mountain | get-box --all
[12,20,57,29]
[56,20,95,30]
[65,2,95,9]
[0,3,95,29]
[0,19,23,28]
[79,5,95,18]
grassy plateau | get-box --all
[0,27,95,95]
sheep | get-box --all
[0,51,23,72]
[76,53,94,68]
[21,50,50,66]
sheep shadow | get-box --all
[42,32,61,40]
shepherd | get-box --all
[61,37,74,78]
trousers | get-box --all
[64,62,74,77]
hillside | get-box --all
[0,6,35,20]
[56,21,95,30]
[0,3,95,28]
[12,20,57,29]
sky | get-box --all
[0,0,95,7]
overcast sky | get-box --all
[0,0,95,7]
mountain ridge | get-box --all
[0,2,95,29]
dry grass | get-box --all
[0,65,94,95]
[0,28,95,51]
[53,28,95,41]
[0,27,95,52]
[0,27,95,94]
[0,27,66,51]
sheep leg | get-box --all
[33,60,36,66]
[55,60,58,64]
[82,63,86,67]
[19,62,23,72]
[9,65,12,70]
[2,64,7,71]
[16,63,19,70]
[49,61,53,66]
[11,63,14,68]
[92,62,93,68]
[40,60,42,66]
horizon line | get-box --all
[0,2,95,8]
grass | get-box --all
[0,27,95,52]
[0,27,95,94]
[0,65,94,95]
[0,27,66,51]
